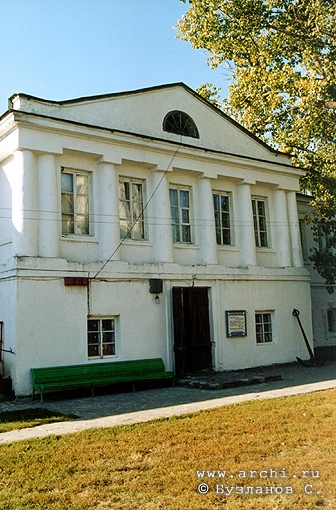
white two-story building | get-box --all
[0,83,312,396]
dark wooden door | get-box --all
[172,287,212,377]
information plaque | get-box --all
[226,310,247,337]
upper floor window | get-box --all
[213,192,232,245]
[252,198,268,248]
[163,111,199,139]
[119,178,145,240]
[169,187,192,243]
[61,169,90,236]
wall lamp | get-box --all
[149,279,163,304]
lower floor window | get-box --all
[87,317,116,357]
[255,312,273,343]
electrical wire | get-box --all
[90,144,182,280]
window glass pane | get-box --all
[119,200,130,221]
[132,200,143,221]
[103,343,115,356]
[213,194,219,211]
[223,230,231,245]
[222,212,230,229]
[257,200,265,216]
[259,216,266,232]
[88,332,99,345]
[88,344,100,357]
[77,195,88,215]
[76,174,88,195]
[102,319,113,331]
[181,208,189,224]
[61,173,73,193]
[172,224,180,243]
[102,331,113,344]
[88,320,99,332]
[77,215,89,235]
[169,189,178,206]
[61,194,73,214]
[252,199,256,215]
[119,181,129,202]
[133,220,144,240]
[221,195,229,211]
[180,190,189,208]
[132,183,143,203]
[260,232,268,247]
[182,225,191,243]
[171,206,179,224]
[62,215,74,234]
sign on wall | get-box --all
[226,310,247,337]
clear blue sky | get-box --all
[0,0,228,114]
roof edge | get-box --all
[8,82,290,159]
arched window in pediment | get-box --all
[163,110,199,139]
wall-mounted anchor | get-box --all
[292,309,323,366]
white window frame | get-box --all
[119,178,146,241]
[252,197,269,248]
[87,317,118,359]
[255,311,273,344]
[213,191,232,246]
[0,321,3,362]
[169,186,192,244]
[327,308,336,335]
[61,168,91,236]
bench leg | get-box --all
[91,386,95,397]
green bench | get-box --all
[31,358,175,402]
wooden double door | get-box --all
[172,287,212,377]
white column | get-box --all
[151,170,174,263]
[197,177,218,264]
[38,154,59,257]
[287,191,304,267]
[237,183,256,266]
[12,150,38,256]
[98,162,120,261]
[273,189,292,267]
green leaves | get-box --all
[178,0,336,289]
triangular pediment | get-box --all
[9,83,290,164]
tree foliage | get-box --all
[177,0,336,291]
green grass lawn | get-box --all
[0,389,335,510]
[0,408,77,433]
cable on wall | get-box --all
[90,144,181,281]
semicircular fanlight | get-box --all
[163,110,199,139]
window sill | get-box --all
[173,243,198,249]
[61,235,98,244]
[256,247,276,254]
[217,245,239,251]
[87,356,118,361]
[120,239,152,247]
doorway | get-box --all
[172,287,212,377]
